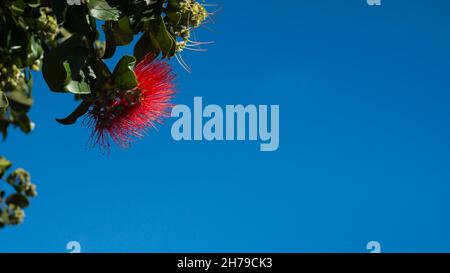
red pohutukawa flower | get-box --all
[86,55,175,150]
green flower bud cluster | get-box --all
[6,168,38,198]
[0,63,26,92]
[2,204,26,226]
[0,61,34,138]
[0,157,36,229]
[0,1,43,137]
[30,7,59,41]
[179,0,208,28]
[165,0,209,52]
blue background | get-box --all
[1,0,450,253]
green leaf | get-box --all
[64,5,97,41]
[52,0,68,24]
[148,17,177,58]
[62,62,91,95]
[113,56,138,90]
[88,0,124,21]
[6,25,30,68]
[9,0,27,16]
[11,110,32,133]
[42,34,89,92]
[0,157,12,178]
[102,22,117,59]
[6,91,33,107]
[56,100,92,125]
[0,92,9,114]
[129,0,164,31]
[5,194,29,209]
[134,31,160,62]
[111,16,133,46]
[113,55,136,75]
[0,120,9,140]
[0,209,9,227]
[27,0,42,8]
[166,11,182,25]
[26,35,44,67]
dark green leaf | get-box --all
[102,22,117,59]
[113,55,136,75]
[129,0,164,31]
[9,0,27,16]
[5,194,29,209]
[64,5,97,41]
[148,17,176,58]
[0,120,9,140]
[0,209,9,226]
[111,16,133,46]
[166,11,182,25]
[88,0,125,21]
[27,0,42,8]
[113,55,138,90]
[0,157,12,178]
[52,0,68,25]
[26,35,44,67]
[134,31,160,62]
[7,25,30,68]
[42,34,89,92]
[11,110,31,133]
[6,91,33,107]
[0,92,9,114]
[62,62,92,94]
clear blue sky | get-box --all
[1,0,450,253]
